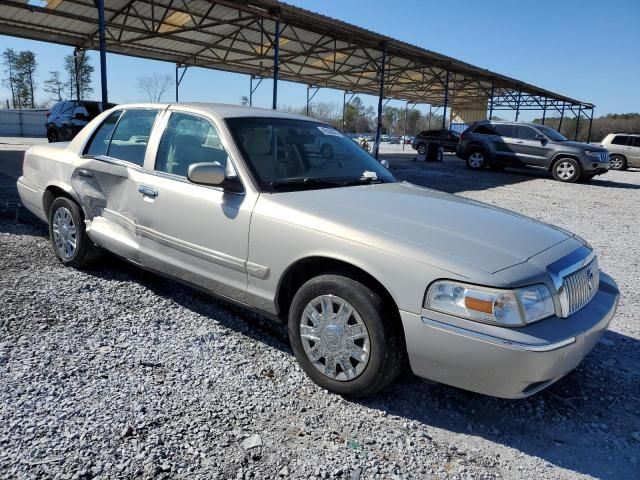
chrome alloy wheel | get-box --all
[469,152,484,168]
[556,161,576,180]
[52,206,77,259]
[299,295,371,381]
[610,156,623,169]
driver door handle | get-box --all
[138,185,158,198]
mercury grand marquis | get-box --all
[17,103,619,398]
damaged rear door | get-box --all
[70,108,162,262]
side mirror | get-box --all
[187,162,226,186]
[380,159,390,169]
[535,134,546,143]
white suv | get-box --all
[601,133,640,170]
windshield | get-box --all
[226,117,395,192]
[535,125,567,142]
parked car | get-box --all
[457,121,610,182]
[45,100,116,143]
[17,103,619,398]
[600,133,640,170]
[412,129,460,154]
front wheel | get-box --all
[47,129,59,143]
[552,158,581,182]
[609,155,627,171]
[416,143,427,155]
[288,274,405,398]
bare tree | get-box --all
[137,73,172,102]
[44,71,65,102]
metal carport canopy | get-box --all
[0,0,593,111]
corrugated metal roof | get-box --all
[0,0,593,109]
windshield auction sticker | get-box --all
[317,126,341,137]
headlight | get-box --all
[584,150,600,157]
[424,280,555,326]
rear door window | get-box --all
[632,137,640,148]
[473,125,497,135]
[84,110,122,157]
[611,135,630,145]
[107,109,159,166]
[516,126,538,140]
[493,125,515,137]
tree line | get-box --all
[283,96,444,135]
[533,113,640,143]
[2,48,94,108]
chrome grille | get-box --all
[599,151,609,163]
[562,258,599,316]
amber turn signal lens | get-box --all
[464,296,494,314]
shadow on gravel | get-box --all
[357,329,640,480]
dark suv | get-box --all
[457,121,610,182]
[412,129,460,154]
[46,100,116,143]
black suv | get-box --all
[411,129,460,154]
[46,100,116,143]
[456,121,610,183]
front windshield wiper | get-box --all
[270,178,346,190]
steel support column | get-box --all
[272,16,280,110]
[441,71,449,129]
[97,0,108,108]
[249,75,263,107]
[514,90,522,122]
[175,64,188,102]
[428,105,432,130]
[488,80,495,120]
[574,105,582,141]
[587,108,594,143]
[306,85,320,116]
[73,48,81,101]
[374,42,387,159]
[541,98,547,125]
[558,103,565,131]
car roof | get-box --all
[109,102,315,122]
[473,120,544,128]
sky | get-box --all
[1,0,639,121]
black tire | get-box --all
[288,274,405,398]
[609,154,627,171]
[466,148,487,170]
[416,143,427,155]
[48,196,100,268]
[552,157,581,183]
[47,128,59,143]
[320,143,333,159]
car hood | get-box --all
[555,140,607,152]
[272,182,573,275]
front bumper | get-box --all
[400,272,619,398]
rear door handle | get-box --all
[138,185,158,198]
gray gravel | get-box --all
[1,150,639,479]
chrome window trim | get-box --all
[421,317,576,352]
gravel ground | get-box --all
[1,147,639,480]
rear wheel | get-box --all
[48,197,99,268]
[609,154,627,170]
[466,149,487,170]
[552,158,581,183]
[288,274,405,398]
